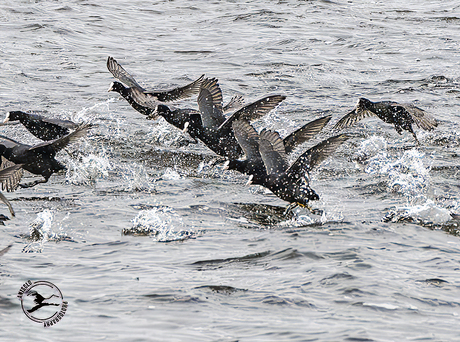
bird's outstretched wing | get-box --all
[30,122,92,153]
[259,129,289,175]
[197,78,225,128]
[143,74,205,103]
[0,135,21,149]
[0,160,23,192]
[283,115,332,154]
[287,134,350,177]
[397,103,438,131]
[223,95,244,114]
[107,56,144,90]
[334,107,376,131]
[217,95,286,133]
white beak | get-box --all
[182,121,189,134]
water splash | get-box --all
[365,148,431,202]
[23,210,71,253]
[66,152,113,185]
[161,168,182,181]
[353,135,388,162]
[279,206,344,228]
[382,200,452,225]
[147,119,194,147]
[71,98,115,123]
[124,207,195,242]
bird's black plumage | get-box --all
[334,98,437,144]
[3,111,77,141]
[226,116,332,182]
[228,120,349,207]
[152,78,286,159]
[107,56,204,118]
[258,130,350,206]
[0,123,91,188]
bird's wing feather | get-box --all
[283,115,332,154]
[0,161,23,192]
[223,95,244,114]
[0,135,21,149]
[197,78,225,128]
[29,123,91,153]
[107,56,144,90]
[232,120,260,160]
[399,103,438,131]
[287,134,350,177]
[143,74,205,103]
[217,95,286,132]
[333,107,377,131]
[259,129,289,175]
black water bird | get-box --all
[258,130,349,210]
[334,98,437,144]
[107,56,204,118]
[229,120,349,210]
[0,123,91,188]
[153,78,286,159]
[2,111,77,141]
[226,115,332,179]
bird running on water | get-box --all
[229,119,350,212]
[226,115,332,182]
[0,123,91,188]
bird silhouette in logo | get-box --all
[26,290,61,314]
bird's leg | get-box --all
[297,202,314,212]
[63,148,78,159]
[296,203,324,215]
[210,157,227,168]
[19,178,48,189]
[284,202,299,216]
[0,192,14,217]
[412,132,420,146]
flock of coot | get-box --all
[0,56,438,220]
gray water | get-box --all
[1,0,460,340]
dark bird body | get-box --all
[3,111,77,141]
[107,56,204,118]
[226,116,332,182]
[153,78,286,159]
[334,98,437,144]
[229,120,349,208]
[258,130,349,207]
[0,123,91,188]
